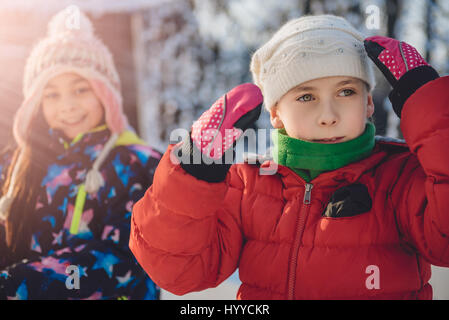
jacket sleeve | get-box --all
[0,146,162,300]
[129,144,245,295]
[391,76,449,267]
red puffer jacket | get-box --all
[130,76,449,300]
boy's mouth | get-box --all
[313,136,345,144]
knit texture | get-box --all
[272,122,376,182]
[250,14,376,110]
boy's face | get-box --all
[41,72,105,140]
[270,76,374,143]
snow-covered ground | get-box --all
[430,266,449,300]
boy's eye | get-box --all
[339,89,355,97]
[297,94,313,102]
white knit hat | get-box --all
[250,14,376,110]
[0,8,126,220]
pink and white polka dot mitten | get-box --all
[364,36,430,84]
[177,83,263,182]
[364,36,439,118]
[191,83,263,160]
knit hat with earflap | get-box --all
[0,8,128,219]
[250,14,376,111]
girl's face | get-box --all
[41,73,104,140]
[270,76,374,143]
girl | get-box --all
[0,9,161,300]
[129,15,449,299]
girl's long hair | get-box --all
[2,108,58,262]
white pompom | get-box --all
[83,133,118,195]
[0,195,14,220]
[84,169,105,194]
[48,6,94,37]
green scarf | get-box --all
[272,122,376,182]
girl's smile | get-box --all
[62,114,87,125]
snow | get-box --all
[394,0,429,53]
[428,0,449,74]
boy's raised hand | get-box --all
[178,83,263,182]
[364,36,439,118]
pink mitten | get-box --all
[191,83,263,159]
[180,83,263,182]
[364,36,439,118]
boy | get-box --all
[130,15,449,299]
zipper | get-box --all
[303,183,313,204]
[69,184,87,235]
[287,182,313,300]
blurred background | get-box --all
[0,0,448,299]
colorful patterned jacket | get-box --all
[0,125,161,300]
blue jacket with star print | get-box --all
[0,126,161,300]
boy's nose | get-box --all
[319,118,338,126]
[318,104,339,126]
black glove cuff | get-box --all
[389,65,439,118]
[178,134,233,183]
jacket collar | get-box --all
[48,124,111,157]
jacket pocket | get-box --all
[322,183,372,218]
